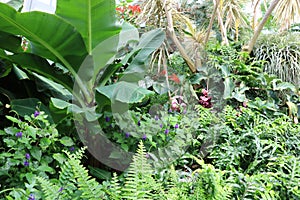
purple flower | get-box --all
[34,111,40,118]
[16,131,22,138]
[28,194,35,200]
[69,147,75,151]
[154,115,159,121]
[137,120,141,126]
[125,132,130,138]
[25,153,30,160]
[58,187,64,192]
[105,116,110,122]
[160,124,163,128]
[24,160,29,167]
[174,124,179,129]
[145,153,150,159]
[142,134,147,140]
[165,129,169,134]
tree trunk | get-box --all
[204,0,220,45]
[164,0,197,73]
[244,0,280,53]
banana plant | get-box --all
[0,0,165,121]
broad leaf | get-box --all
[56,0,120,53]
[8,53,74,91]
[11,98,53,122]
[0,31,23,53]
[118,22,139,49]
[223,77,234,99]
[33,73,72,100]
[97,81,154,104]
[0,3,87,74]
[121,29,165,82]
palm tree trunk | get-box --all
[244,0,280,53]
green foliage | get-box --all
[121,141,159,199]
[37,147,106,200]
[0,110,75,199]
[254,32,300,85]
[207,105,300,199]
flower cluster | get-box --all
[115,3,141,22]
[170,95,186,112]
[199,89,213,108]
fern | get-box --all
[38,147,106,200]
[190,156,232,200]
[161,165,191,200]
[106,172,122,200]
[36,177,61,200]
[65,148,105,200]
[121,141,159,199]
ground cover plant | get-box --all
[0,0,300,199]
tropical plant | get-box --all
[0,110,77,199]
[254,32,300,85]
[0,0,165,118]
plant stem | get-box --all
[164,0,196,73]
[204,0,220,46]
[244,0,280,53]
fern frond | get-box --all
[106,172,122,200]
[36,177,61,200]
[66,148,104,200]
[122,141,158,199]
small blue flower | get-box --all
[125,132,130,138]
[145,153,150,158]
[105,116,110,122]
[69,147,75,151]
[154,115,159,121]
[142,134,147,140]
[58,187,64,192]
[137,120,141,126]
[25,153,30,160]
[24,160,29,167]
[160,124,163,128]
[28,194,35,200]
[16,131,22,138]
[174,124,179,129]
[34,111,40,118]
[165,129,169,134]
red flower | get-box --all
[168,73,180,84]
[128,5,141,14]
[116,6,125,13]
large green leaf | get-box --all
[0,3,87,74]
[57,0,122,90]
[96,81,154,104]
[121,29,165,82]
[0,31,23,53]
[33,73,72,101]
[7,53,74,91]
[56,0,120,53]
[97,22,139,86]
[11,98,53,123]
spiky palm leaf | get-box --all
[273,0,300,31]
[221,0,249,40]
